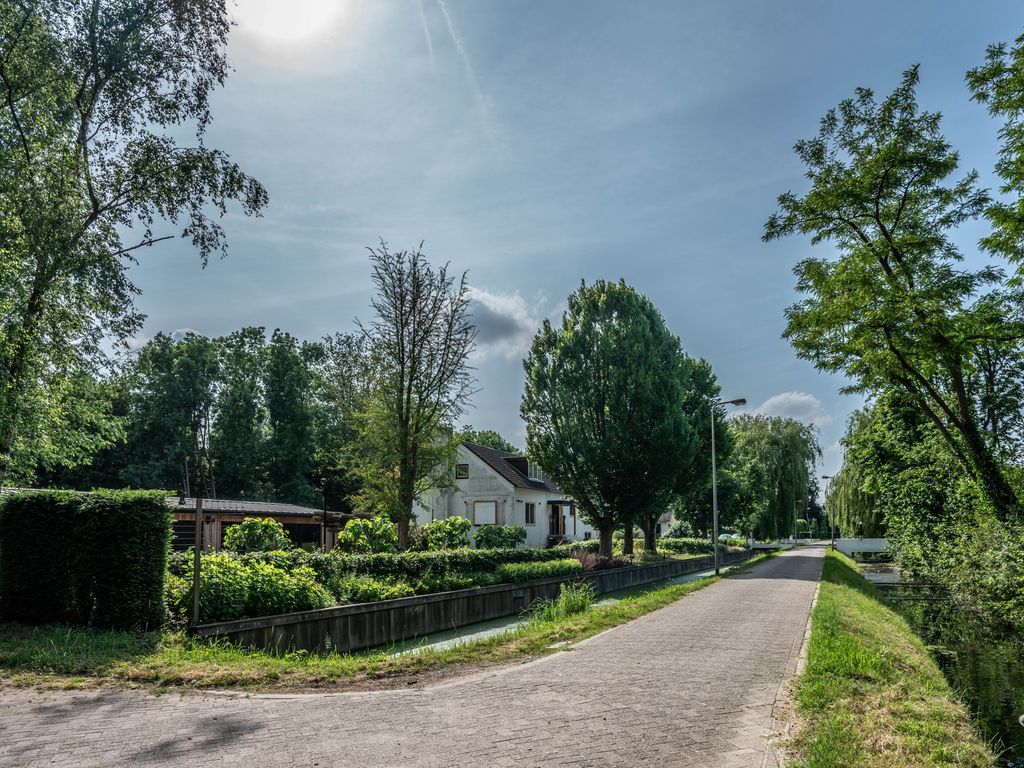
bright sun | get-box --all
[232,0,354,49]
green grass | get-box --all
[0,552,775,691]
[791,550,995,768]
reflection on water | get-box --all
[862,563,1024,767]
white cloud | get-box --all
[468,287,543,360]
[755,391,834,428]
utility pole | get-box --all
[711,397,746,575]
[822,474,833,550]
[191,495,203,627]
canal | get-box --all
[860,561,1024,766]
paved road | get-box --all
[0,546,824,768]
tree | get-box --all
[306,332,367,512]
[264,330,315,506]
[210,327,269,500]
[521,280,697,558]
[764,67,1023,519]
[0,1,267,486]
[118,332,219,494]
[726,415,820,541]
[456,426,520,454]
[351,242,476,549]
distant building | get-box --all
[413,442,595,548]
[169,496,355,551]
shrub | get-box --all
[572,550,631,572]
[422,516,472,550]
[331,576,416,604]
[0,489,171,630]
[474,524,527,549]
[335,516,398,554]
[663,519,695,538]
[528,581,594,624]
[657,537,715,555]
[496,558,583,583]
[169,554,333,623]
[222,517,292,553]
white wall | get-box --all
[411,444,594,548]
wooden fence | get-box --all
[193,549,753,653]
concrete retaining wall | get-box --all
[193,549,752,653]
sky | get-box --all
[127,0,1024,480]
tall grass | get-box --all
[791,551,994,768]
[528,581,595,624]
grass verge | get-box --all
[790,550,994,768]
[0,552,774,692]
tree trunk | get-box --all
[642,520,657,553]
[397,515,410,551]
[598,526,614,559]
[622,523,634,556]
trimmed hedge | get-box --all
[0,489,171,630]
[495,558,583,583]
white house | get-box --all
[413,442,596,548]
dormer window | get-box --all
[527,463,545,481]
[455,463,469,480]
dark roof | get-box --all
[169,497,337,517]
[1,488,348,519]
[461,442,562,493]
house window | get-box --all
[525,502,536,525]
[584,531,592,540]
[527,463,545,481]
[474,500,496,525]
[455,463,469,480]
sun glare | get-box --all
[232,0,354,50]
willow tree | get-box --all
[521,280,695,558]
[0,1,268,486]
[352,242,476,550]
[728,415,820,540]
[764,67,1023,519]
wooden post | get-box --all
[191,496,203,626]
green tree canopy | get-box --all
[457,426,520,454]
[764,67,1023,519]
[0,0,267,486]
[521,279,702,557]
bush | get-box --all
[168,553,332,623]
[222,517,292,553]
[495,558,583,583]
[331,576,416,604]
[663,519,695,538]
[0,489,171,630]
[473,524,527,549]
[335,516,398,554]
[657,537,715,555]
[572,550,631,572]
[422,516,472,549]
[528,581,594,623]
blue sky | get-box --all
[128,0,1024,478]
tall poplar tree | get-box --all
[521,280,696,558]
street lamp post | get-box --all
[320,476,328,552]
[821,474,833,550]
[711,397,746,575]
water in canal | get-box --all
[861,562,1024,766]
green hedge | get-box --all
[0,489,171,630]
[495,558,583,583]
[657,537,715,555]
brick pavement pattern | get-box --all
[0,545,824,768]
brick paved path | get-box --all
[0,546,823,768]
